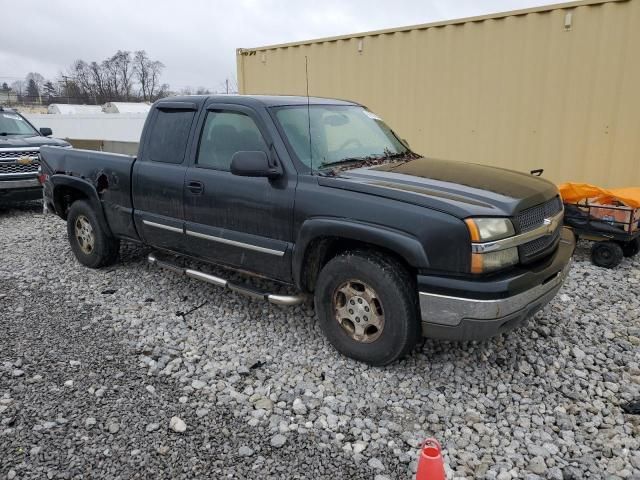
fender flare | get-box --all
[50,175,114,238]
[292,217,430,289]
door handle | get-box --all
[187,181,204,195]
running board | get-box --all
[147,253,307,306]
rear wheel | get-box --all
[314,250,420,366]
[67,200,120,268]
[619,238,640,258]
[591,241,623,268]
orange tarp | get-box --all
[558,183,640,209]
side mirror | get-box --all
[40,127,53,137]
[230,151,282,179]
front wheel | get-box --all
[67,200,120,268]
[314,250,420,366]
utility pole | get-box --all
[226,78,229,95]
[61,75,70,103]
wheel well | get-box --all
[53,186,88,220]
[300,237,416,292]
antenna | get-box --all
[305,56,313,173]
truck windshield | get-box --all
[273,105,409,169]
[0,112,39,136]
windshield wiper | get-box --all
[318,156,376,169]
[0,132,30,136]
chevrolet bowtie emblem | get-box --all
[17,156,33,165]
[543,217,557,234]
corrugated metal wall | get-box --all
[237,0,640,187]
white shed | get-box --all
[47,104,104,115]
[102,102,151,114]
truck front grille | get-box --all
[0,150,39,160]
[516,196,563,262]
[0,162,40,175]
[515,196,563,232]
[520,227,561,258]
[0,150,40,177]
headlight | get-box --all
[471,247,519,274]
[465,217,518,273]
[465,218,515,242]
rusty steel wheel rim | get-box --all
[75,215,95,255]
[332,279,384,343]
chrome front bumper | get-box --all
[419,230,574,340]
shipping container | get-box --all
[237,0,640,187]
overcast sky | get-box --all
[2,0,553,93]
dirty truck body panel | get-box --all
[40,94,574,345]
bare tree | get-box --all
[101,56,120,100]
[25,72,45,92]
[133,50,165,101]
[59,50,168,103]
[147,60,164,101]
[10,80,25,96]
[70,60,97,102]
[156,83,171,99]
[112,50,133,100]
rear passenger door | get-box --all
[132,102,198,251]
[183,104,296,281]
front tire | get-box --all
[314,250,420,366]
[67,200,120,268]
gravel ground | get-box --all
[1,203,639,479]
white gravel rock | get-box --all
[169,416,187,433]
[292,398,307,415]
[4,210,639,478]
[238,446,254,456]
[270,434,287,448]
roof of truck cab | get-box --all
[157,95,359,108]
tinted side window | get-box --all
[147,109,195,164]
[197,111,268,170]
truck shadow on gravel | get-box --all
[0,201,42,217]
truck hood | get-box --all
[0,135,70,149]
[318,157,559,218]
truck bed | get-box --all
[40,146,139,240]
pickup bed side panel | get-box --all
[40,146,139,241]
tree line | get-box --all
[2,50,169,104]
[1,50,235,106]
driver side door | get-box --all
[183,104,296,281]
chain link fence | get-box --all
[0,92,101,107]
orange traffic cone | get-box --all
[416,438,445,480]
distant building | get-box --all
[102,102,151,114]
[48,104,104,115]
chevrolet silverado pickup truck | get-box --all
[40,95,574,365]
[0,107,70,204]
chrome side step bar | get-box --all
[147,253,307,306]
